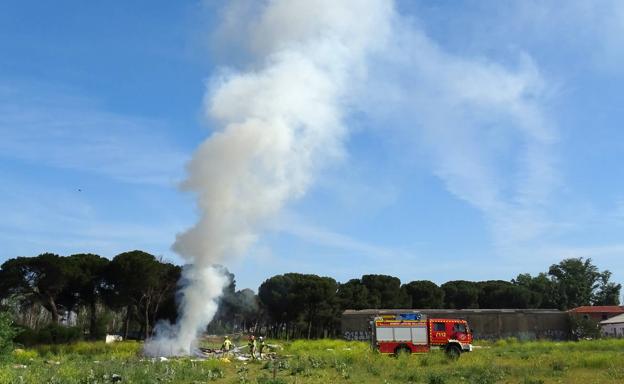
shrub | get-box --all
[13,327,37,346]
[91,312,113,340]
[11,348,38,363]
[0,312,18,357]
[14,324,83,346]
[569,315,601,340]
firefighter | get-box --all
[258,336,266,358]
[248,335,257,359]
[222,335,233,355]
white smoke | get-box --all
[358,17,556,251]
[144,0,394,356]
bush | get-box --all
[90,312,113,340]
[14,324,83,346]
[0,312,18,357]
[570,315,601,340]
[11,348,38,363]
[33,340,140,359]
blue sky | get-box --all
[1,1,623,291]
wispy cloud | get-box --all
[0,81,187,185]
[468,1,624,74]
[360,15,558,250]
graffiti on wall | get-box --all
[471,329,568,341]
[541,329,567,340]
[343,330,371,341]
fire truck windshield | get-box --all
[453,323,466,333]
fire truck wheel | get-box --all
[445,345,461,359]
[394,345,411,356]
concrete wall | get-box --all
[602,323,624,338]
[342,309,569,341]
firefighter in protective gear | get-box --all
[222,336,233,355]
[258,336,266,358]
[248,335,257,359]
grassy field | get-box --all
[1,338,624,383]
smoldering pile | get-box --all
[144,334,282,362]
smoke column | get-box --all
[144,0,393,356]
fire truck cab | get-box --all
[371,313,473,358]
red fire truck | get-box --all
[371,313,473,358]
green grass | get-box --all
[1,338,624,383]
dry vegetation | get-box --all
[2,338,624,383]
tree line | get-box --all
[0,251,621,342]
[0,251,180,341]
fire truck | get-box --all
[370,312,473,358]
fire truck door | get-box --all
[430,322,448,344]
[452,323,469,342]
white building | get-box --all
[600,313,624,338]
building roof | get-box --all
[568,306,624,314]
[343,308,564,316]
[600,313,624,325]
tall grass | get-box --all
[0,339,623,383]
